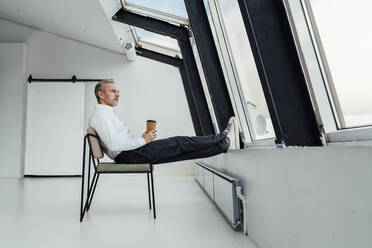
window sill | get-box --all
[243,138,276,149]
[238,127,372,150]
[326,126,372,143]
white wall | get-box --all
[0,43,27,177]
[0,18,196,176]
[201,146,372,248]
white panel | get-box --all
[214,175,235,224]
[25,82,84,175]
[0,43,27,177]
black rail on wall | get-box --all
[28,75,103,83]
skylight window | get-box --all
[132,27,182,58]
[120,0,187,57]
[125,0,188,19]
[134,27,180,51]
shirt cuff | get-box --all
[137,137,146,146]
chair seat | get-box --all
[96,162,152,173]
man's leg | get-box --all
[115,134,228,164]
[151,139,228,164]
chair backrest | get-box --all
[86,128,104,159]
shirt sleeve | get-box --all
[90,111,146,152]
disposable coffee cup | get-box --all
[146,120,157,132]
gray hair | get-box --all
[94,79,115,101]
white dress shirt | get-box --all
[88,104,146,160]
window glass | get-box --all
[134,27,180,53]
[126,0,188,19]
[309,0,372,128]
[217,0,275,140]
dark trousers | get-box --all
[115,134,227,164]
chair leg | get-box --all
[87,173,100,212]
[82,172,97,214]
[147,173,152,210]
[80,138,87,222]
[150,170,156,219]
[87,151,92,194]
[80,167,85,222]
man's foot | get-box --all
[222,117,235,136]
[223,136,230,153]
[221,116,239,151]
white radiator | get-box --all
[195,162,247,235]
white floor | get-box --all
[0,175,257,248]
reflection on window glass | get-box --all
[135,27,180,52]
[309,0,372,128]
[126,0,188,19]
[217,0,275,140]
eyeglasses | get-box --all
[105,89,120,94]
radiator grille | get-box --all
[195,162,243,229]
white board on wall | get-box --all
[25,82,84,175]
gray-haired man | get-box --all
[89,80,233,164]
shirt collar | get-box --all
[95,103,115,111]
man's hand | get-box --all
[142,130,157,144]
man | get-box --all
[89,80,234,165]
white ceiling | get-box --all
[0,0,131,54]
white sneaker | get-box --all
[224,117,239,150]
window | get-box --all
[308,0,372,128]
[120,1,185,58]
[203,0,275,143]
[216,0,275,140]
[132,27,182,58]
[124,0,188,19]
[121,0,188,26]
[286,0,372,131]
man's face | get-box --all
[98,82,120,107]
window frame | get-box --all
[283,0,372,144]
[214,0,277,141]
[130,26,182,58]
[204,0,277,146]
[204,0,252,145]
[120,1,185,59]
[299,0,346,129]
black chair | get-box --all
[80,128,156,222]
